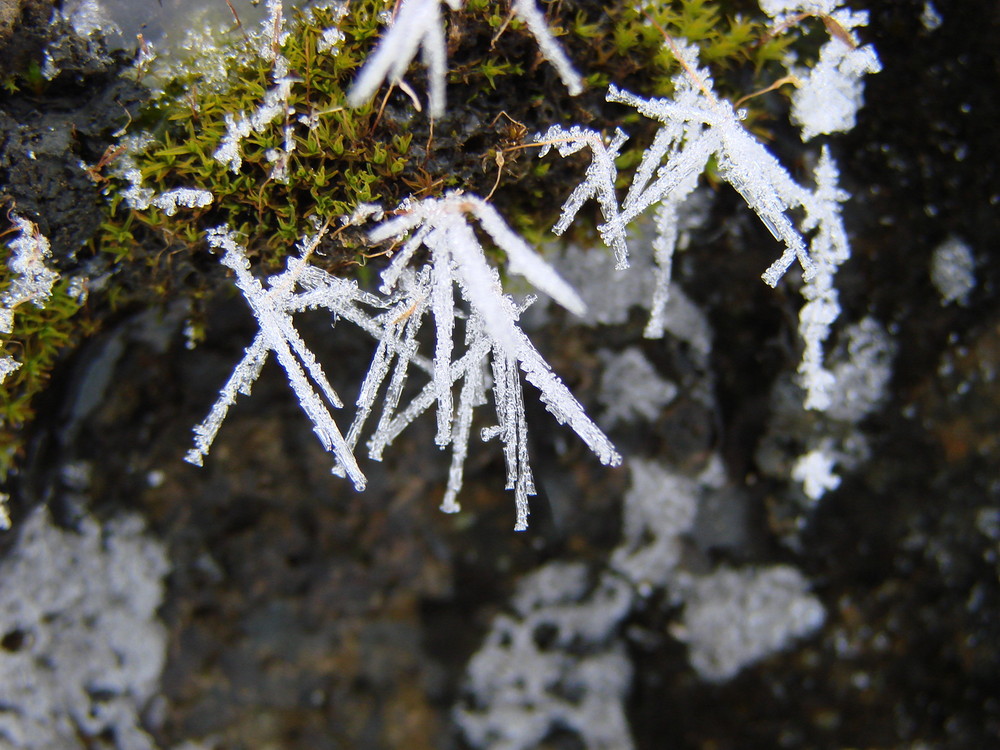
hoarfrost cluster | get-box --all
[536,20,878,407]
[165,0,883,528]
[189,195,622,530]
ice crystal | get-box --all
[541,39,823,314]
[781,7,882,140]
[365,194,620,528]
[348,0,582,118]
[150,187,214,216]
[795,147,851,410]
[605,66,818,289]
[509,0,584,96]
[347,0,462,118]
[213,75,294,173]
[541,20,877,409]
[187,197,617,529]
[535,125,629,267]
[0,356,19,385]
[185,226,369,491]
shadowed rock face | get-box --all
[0,0,55,78]
[0,0,145,259]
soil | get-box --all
[2,1,999,749]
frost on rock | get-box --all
[145,16,249,97]
[543,241,654,327]
[0,507,169,750]
[60,0,121,39]
[42,0,122,79]
[675,565,825,682]
[930,235,976,306]
[455,563,635,750]
[920,2,943,31]
[541,220,712,358]
[597,347,677,427]
[458,455,827,743]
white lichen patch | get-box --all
[597,347,678,427]
[0,507,170,749]
[674,565,825,682]
[930,235,976,306]
[792,446,842,501]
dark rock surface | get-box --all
[0,0,55,78]
[1,1,998,749]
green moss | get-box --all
[0,276,92,479]
[97,0,808,280]
[96,3,419,277]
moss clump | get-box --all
[96,0,814,280]
[0,272,92,479]
[97,3,414,275]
